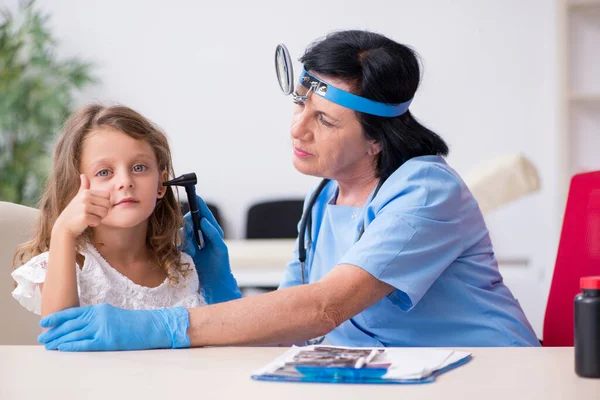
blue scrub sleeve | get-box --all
[339,165,465,311]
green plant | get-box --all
[0,0,96,206]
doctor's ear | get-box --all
[367,141,382,156]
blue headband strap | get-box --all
[299,68,412,117]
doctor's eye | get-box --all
[292,103,305,115]
[132,164,147,173]
[318,114,334,127]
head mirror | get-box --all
[274,43,413,117]
[275,44,294,95]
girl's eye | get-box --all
[96,169,111,177]
[132,164,147,172]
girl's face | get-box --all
[79,127,167,229]
[289,72,381,181]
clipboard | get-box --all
[251,345,472,384]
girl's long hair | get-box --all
[14,104,189,283]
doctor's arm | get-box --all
[187,264,395,346]
[37,263,394,351]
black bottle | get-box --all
[575,276,600,378]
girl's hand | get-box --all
[53,174,111,239]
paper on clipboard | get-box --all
[252,345,472,384]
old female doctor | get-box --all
[37,30,540,351]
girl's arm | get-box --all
[41,228,80,318]
[41,174,110,318]
[186,264,395,346]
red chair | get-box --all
[544,171,600,346]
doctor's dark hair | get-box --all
[300,30,449,180]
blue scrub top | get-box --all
[279,155,540,347]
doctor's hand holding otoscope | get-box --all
[162,172,205,249]
[164,172,242,305]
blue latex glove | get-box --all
[182,195,242,304]
[37,303,190,351]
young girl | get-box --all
[12,104,205,317]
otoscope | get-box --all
[163,173,205,249]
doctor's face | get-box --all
[290,73,381,181]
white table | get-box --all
[226,239,294,287]
[0,346,597,399]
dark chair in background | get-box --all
[179,201,225,238]
[245,200,304,239]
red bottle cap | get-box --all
[581,276,600,290]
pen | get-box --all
[354,356,367,369]
[354,349,380,368]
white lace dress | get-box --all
[11,243,205,315]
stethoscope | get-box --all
[297,179,385,284]
[274,43,410,284]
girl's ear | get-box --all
[157,170,168,199]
